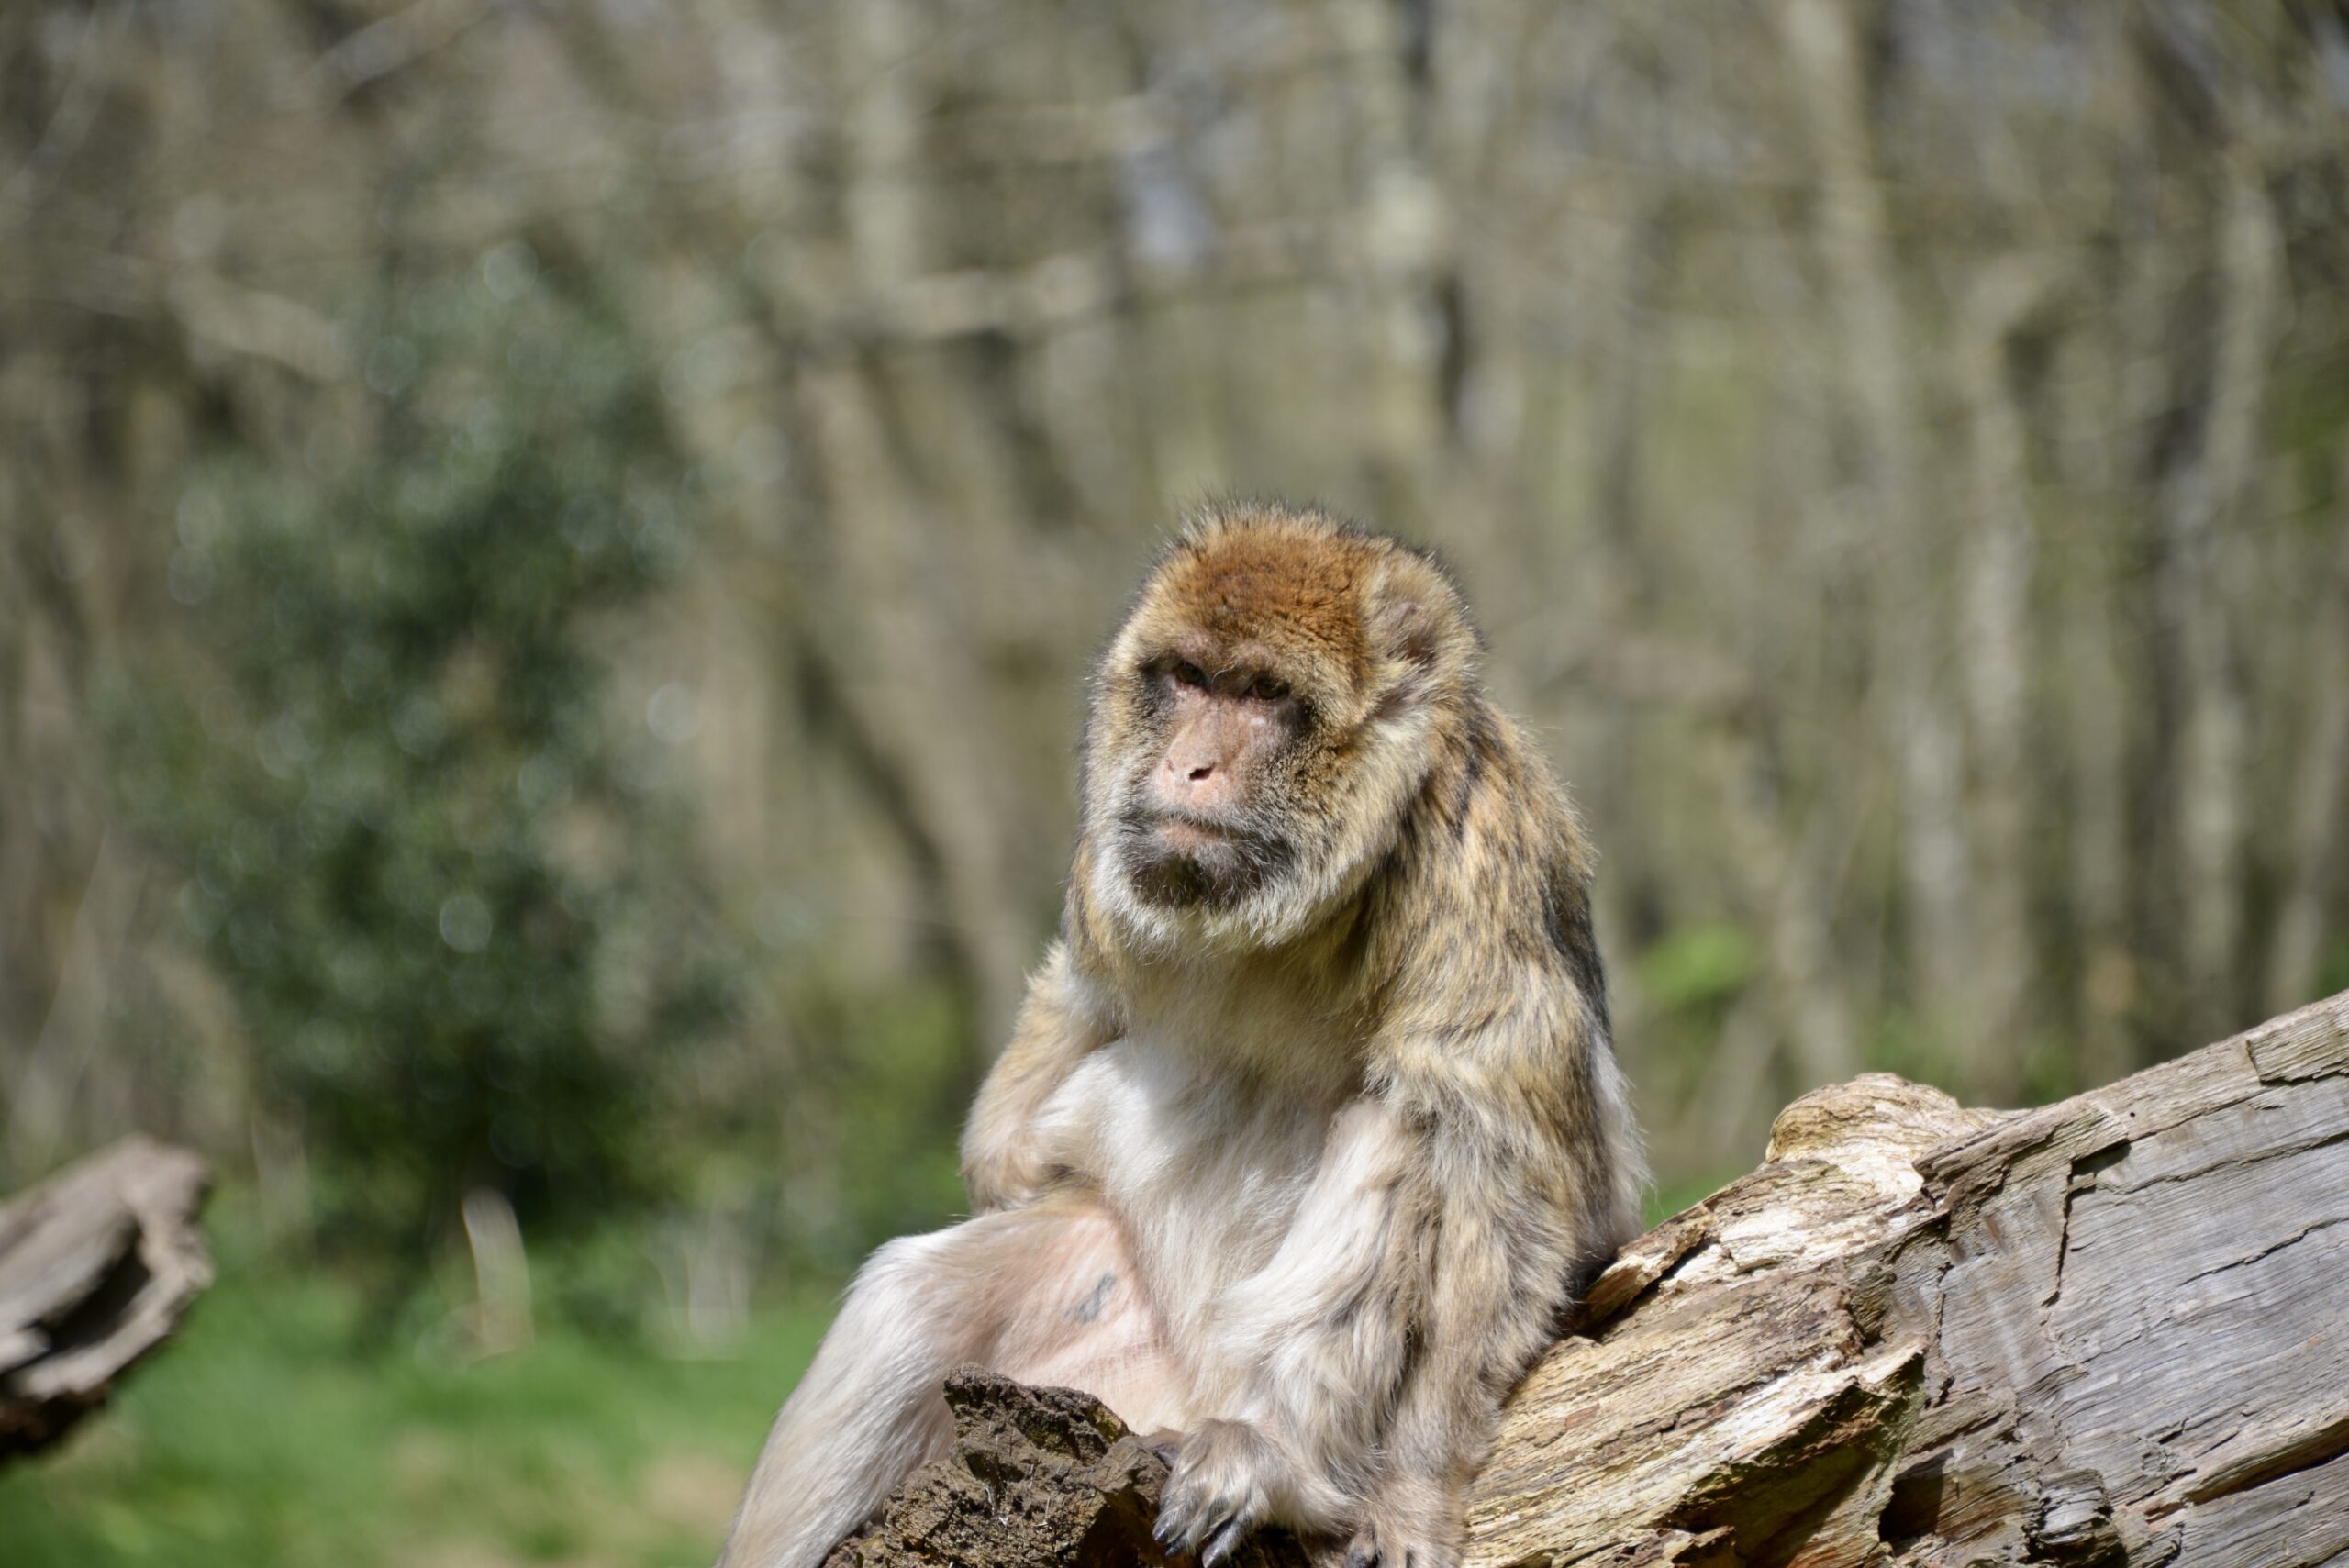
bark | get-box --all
[2264,475,2349,1018]
[824,1372,1313,1568]
[0,1136,212,1459]
[1955,261,2053,1101]
[2158,161,2279,1048]
[836,988,2349,1568]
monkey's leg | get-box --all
[989,1198,1189,1435]
[718,1195,1179,1568]
[715,1227,981,1568]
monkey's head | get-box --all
[1083,502,1480,951]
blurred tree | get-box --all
[106,259,732,1284]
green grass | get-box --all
[0,1206,836,1568]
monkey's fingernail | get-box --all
[1202,1519,1246,1567]
[1343,1541,1376,1568]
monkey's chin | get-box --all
[1113,814,1283,914]
[1124,841,1251,912]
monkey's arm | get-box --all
[960,940,1115,1213]
[1161,984,1620,1568]
[1342,1079,1583,1564]
[1342,972,1634,1568]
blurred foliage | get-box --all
[1639,926,1758,1018]
[105,261,736,1266]
[787,976,975,1261]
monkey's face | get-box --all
[1085,506,1477,951]
[1112,651,1307,914]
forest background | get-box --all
[3,3,2346,1565]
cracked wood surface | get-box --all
[1468,987,2349,1568]
[0,1137,213,1459]
[834,990,2349,1568]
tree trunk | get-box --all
[829,989,2349,1568]
[0,1137,212,1459]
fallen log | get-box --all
[828,989,2349,1568]
[0,1136,213,1459]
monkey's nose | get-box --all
[1158,753,1229,811]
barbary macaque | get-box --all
[720,501,1644,1568]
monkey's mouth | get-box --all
[1155,817,1231,852]
[1116,807,1294,910]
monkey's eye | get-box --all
[1170,660,1208,689]
[1250,675,1290,702]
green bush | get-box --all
[110,257,732,1274]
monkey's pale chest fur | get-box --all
[1034,984,1370,1352]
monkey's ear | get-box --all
[1365,558,1475,725]
[1373,594,1442,668]
[1368,554,1472,673]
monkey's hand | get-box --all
[1341,1473,1464,1568]
[1153,1419,1289,1567]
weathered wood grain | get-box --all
[0,1137,213,1458]
[1467,988,2349,1568]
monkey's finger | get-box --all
[1348,1529,1427,1568]
[1154,1493,1205,1551]
[1200,1515,1250,1567]
[1172,1500,1241,1556]
[1174,1503,1231,1554]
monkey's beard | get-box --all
[1114,806,1298,914]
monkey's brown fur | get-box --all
[722,501,1644,1568]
